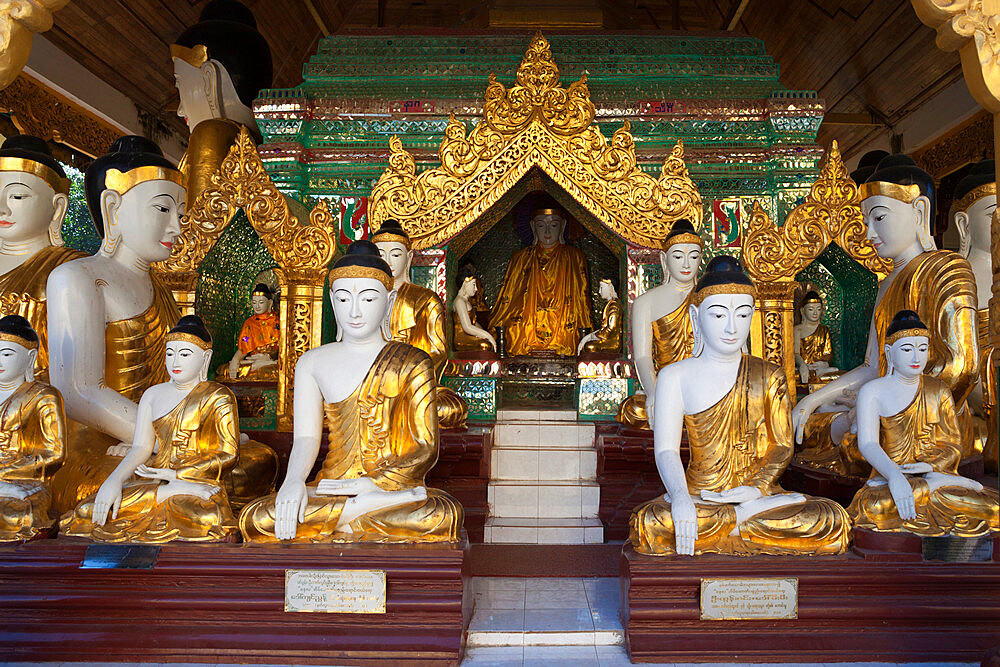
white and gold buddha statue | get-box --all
[629,256,851,556]
[452,266,496,353]
[578,277,622,355]
[239,241,463,543]
[794,290,839,384]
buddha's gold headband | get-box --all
[0,332,37,350]
[328,265,394,291]
[662,231,702,251]
[954,183,996,214]
[532,208,564,217]
[170,43,209,68]
[886,327,928,346]
[691,282,757,306]
[251,286,272,297]
[802,294,822,304]
[371,230,412,249]
[105,166,183,195]
[0,157,70,195]
[858,181,922,204]
[165,331,212,350]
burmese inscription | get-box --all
[284,569,387,614]
[700,577,798,620]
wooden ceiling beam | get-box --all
[722,0,750,30]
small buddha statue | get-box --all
[460,261,491,330]
[629,256,851,556]
[171,0,272,203]
[793,290,839,384]
[490,203,591,356]
[795,155,980,474]
[0,135,86,380]
[239,241,463,543]
[452,266,496,352]
[61,315,240,543]
[0,315,65,542]
[578,277,622,354]
[617,219,702,429]
[217,282,279,381]
[848,310,999,537]
[372,219,468,429]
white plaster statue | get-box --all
[955,188,995,312]
[172,48,256,136]
[793,291,838,384]
[453,272,496,352]
[577,278,622,354]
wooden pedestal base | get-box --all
[0,537,470,666]
[622,544,1000,663]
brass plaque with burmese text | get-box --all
[699,577,798,620]
[284,569,386,614]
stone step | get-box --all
[494,421,595,449]
[490,445,597,482]
[483,517,605,545]
[488,480,600,519]
[496,408,578,422]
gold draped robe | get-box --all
[177,118,243,203]
[797,250,980,472]
[390,281,467,428]
[0,245,87,381]
[847,376,999,537]
[617,296,695,429]
[629,355,851,556]
[0,381,65,541]
[61,381,239,543]
[799,324,832,365]
[582,299,622,353]
[453,316,492,351]
[490,243,591,356]
[977,309,998,471]
[239,341,463,543]
[215,311,280,382]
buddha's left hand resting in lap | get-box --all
[239,240,462,543]
[61,315,239,543]
[629,256,851,556]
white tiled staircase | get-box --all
[484,409,603,544]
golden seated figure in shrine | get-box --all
[794,290,839,384]
[578,278,622,354]
[217,283,279,382]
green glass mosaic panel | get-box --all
[237,388,278,431]
[441,376,496,419]
[410,265,436,292]
[577,378,629,420]
[61,164,101,254]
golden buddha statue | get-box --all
[452,267,496,352]
[629,256,851,556]
[0,135,86,381]
[579,278,622,354]
[372,219,468,429]
[217,282,279,381]
[794,290,839,384]
[0,315,65,542]
[795,155,980,474]
[847,310,998,537]
[490,204,591,356]
[618,219,702,429]
[240,241,463,543]
[61,316,240,543]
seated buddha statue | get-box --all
[45,136,276,513]
[794,155,979,474]
[372,219,468,429]
[618,219,702,429]
[0,135,86,381]
[848,310,998,537]
[794,290,839,384]
[217,282,279,381]
[954,159,998,472]
[629,256,851,556]
[171,0,272,203]
[459,261,491,330]
[452,266,496,352]
[61,315,240,543]
[578,277,622,354]
[490,204,591,356]
[240,241,463,543]
[0,315,65,542]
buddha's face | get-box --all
[959,195,996,254]
[459,277,477,298]
[165,340,210,385]
[532,213,565,249]
[0,341,33,384]
[801,301,823,324]
[886,335,929,380]
[173,57,216,130]
[250,294,271,315]
[331,277,390,343]
[598,280,614,300]
[0,171,66,244]
[103,179,185,262]
[661,243,701,283]
[375,240,411,281]
[863,195,929,260]
[693,293,754,357]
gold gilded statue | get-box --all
[630,256,851,556]
[794,290,839,384]
[240,241,463,543]
[218,282,279,381]
[372,219,468,428]
[578,278,622,354]
[795,155,980,473]
[62,316,239,543]
[0,316,65,542]
[848,310,998,537]
[618,219,702,429]
[490,204,591,356]
[0,135,86,381]
[452,267,496,352]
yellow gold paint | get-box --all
[105,166,183,195]
[0,156,70,195]
[177,118,241,204]
[169,43,209,68]
[582,298,622,353]
[857,181,922,204]
[798,324,832,366]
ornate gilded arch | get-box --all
[741,141,890,391]
[369,32,702,250]
[154,126,339,431]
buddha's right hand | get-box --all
[228,359,239,379]
[671,496,698,556]
[93,479,123,526]
[888,473,917,521]
[792,394,823,444]
[274,480,308,541]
